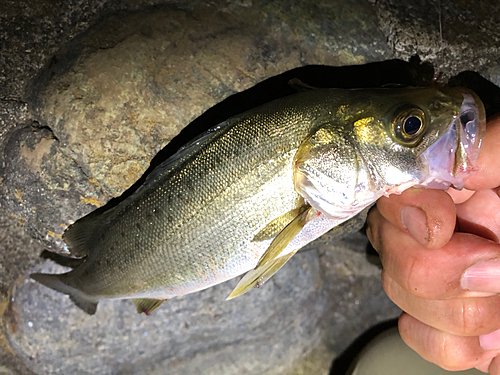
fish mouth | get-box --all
[419,89,486,190]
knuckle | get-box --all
[455,299,485,336]
[381,271,398,302]
[404,257,420,295]
[489,356,500,375]
[404,257,435,299]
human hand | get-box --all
[366,115,500,373]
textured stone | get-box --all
[0,2,398,373]
[376,0,500,84]
[5,231,399,375]
[2,1,392,248]
[7,250,325,374]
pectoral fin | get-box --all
[255,204,311,268]
[132,298,166,315]
[252,209,300,242]
[226,250,298,300]
[252,197,305,242]
[227,204,313,299]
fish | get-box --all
[31,85,486,315]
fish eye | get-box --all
[392,107,426,146]
[403,116,421,135]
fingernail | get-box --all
[401,206,429,245]
[461,258,500,293]
[480,328,500,350]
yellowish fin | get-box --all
[226,251,297,300]
[252,197,305,242]
[255,204,311,268]
[252,209,300,242]
[132,298,165,315]
[227,204,312,299]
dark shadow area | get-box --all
[356,215,383,268]
[364,238,383,269]
[329,319,398,375]
[449,71,500,119]
[32,48,500,241]
[73,56,500,223]
[457,217,499,243]
[84,56,437,216]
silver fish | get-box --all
[32,86,485,315]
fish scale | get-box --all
[73,101,315,295]
[32,86,485,314]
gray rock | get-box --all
[0,206,44,375]
[2,2,392,247]
[5,229,398,375]
[7,249,327,375]
[376,0,500,85]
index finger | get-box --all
[465,115,500,190]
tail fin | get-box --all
[30,273,98,315]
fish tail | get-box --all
[30,273,99,315]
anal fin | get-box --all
[132,298,166,315]
[70,295,98,315]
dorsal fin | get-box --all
[288,78,318,92]
[139,121,228,190]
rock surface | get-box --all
[8,250,326,375]
[2,1,392,247]
[1,0,499,374]
[376,0,500,83]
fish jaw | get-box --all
[419,91,486,190]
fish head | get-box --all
[293,87,486,219]
[366,86,486,192]
[416,87,486,190]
